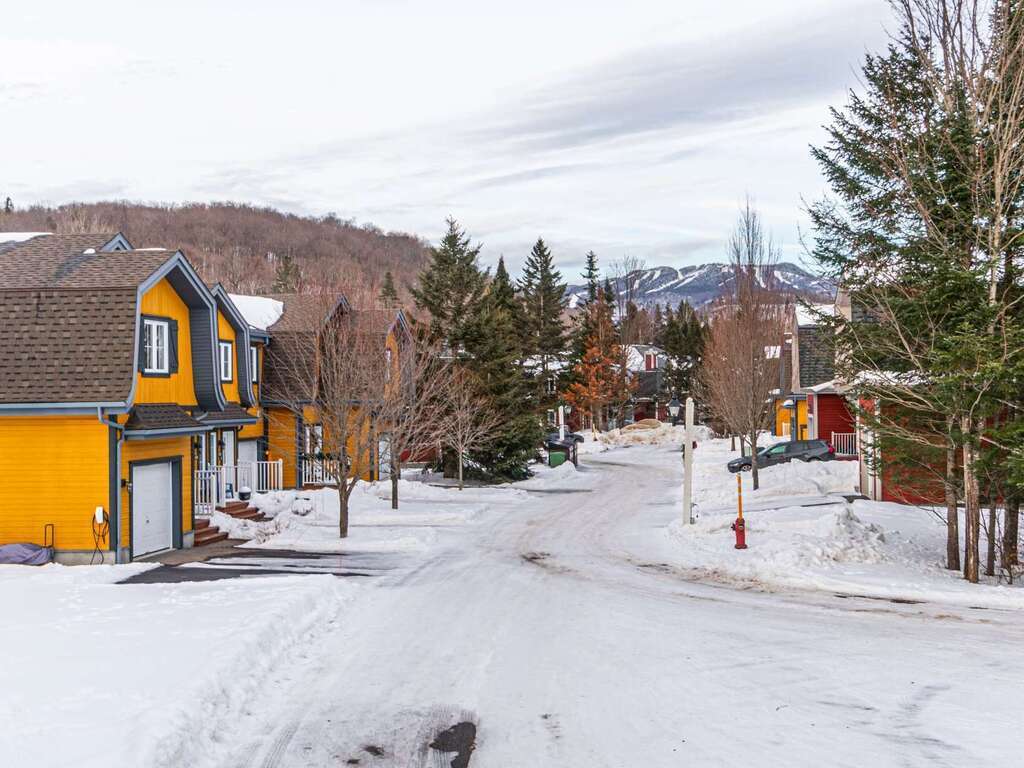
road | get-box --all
[205,447,1024,768]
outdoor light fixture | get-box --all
[668,396,682,425]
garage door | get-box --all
[132,462,173,557]
[238,439,258,465]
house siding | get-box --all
[239,342,264,439]
[0,416,109,551]
[217,309,241,404]
[136,278,198,406]
[267,406,298,488]
[811,393,855,443]
[120,434,193,550]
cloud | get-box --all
[468,4,884,153]
[465,163,601,190]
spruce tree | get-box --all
[519,238,568,406]
[465,258,541,479]
[582,250,600,302]
[411,218,488,353]
[379,271,399,307]
[272,252,300,292]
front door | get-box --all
[132,462,173,557]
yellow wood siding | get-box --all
[0,416,109,551]
[239,342,264,439]
[775,399,808,439]
[120,435,193,549]
[217,310,241,404]
[137,278,198,405]
[266,407,297,488]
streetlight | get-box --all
[668,395,682,426]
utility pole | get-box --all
[683,396,695,525]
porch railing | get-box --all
[831,432,858,456]
[194,460,284,517]
[301,456,343,486]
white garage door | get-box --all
[132,462,173,557]
[238,439,258,465]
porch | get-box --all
[194,460,284,516]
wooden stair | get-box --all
[216,500,268,523]
[193,518,228,547]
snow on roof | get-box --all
[0,232,52,244]
[229,293,285,331]
[626,344,667,371]
[796,303,835,327]
[852,369,925,388]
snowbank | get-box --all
[0,563,353,768]
[244,479,517,553]
[652,438,1024,609]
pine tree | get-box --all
[272,252,300,292]
[519,238,568,406]
[411,218,488,353]
[2,196,12,214]
[379,271,399,307]
[464,258,541,480]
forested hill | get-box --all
[0,201,431,300]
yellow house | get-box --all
[0,232,254,562]
[229,294,410,488]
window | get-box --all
[219,341,233,382]
[250,345,258,384]
[545,376,557,395]
[546,409,556,425]
[143,319,169,373]
[384,348,393,382]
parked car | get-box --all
[727,439,835,473]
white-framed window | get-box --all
[143,318,169,374]
[545,376,557,395]
[384,348,393,382]
[219,341,233,382]
[250,345,258,384]
[546,409,556,425]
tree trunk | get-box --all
[961,417,980,583]
[944,433,960,571]
[458,453,464,490]
[749,429,760,491]
[390,463,399,510]
[985,502,997,578]
[730,434,736,452]
[1002,497,1020,570]
[338,484,350,538]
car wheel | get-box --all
[741,464,752,472]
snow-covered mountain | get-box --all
[566,262,834,310]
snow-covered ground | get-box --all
[2,428,1022,767]
[0,563,352,768]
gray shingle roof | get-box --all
[0,288,138,404]
[0,238,173,289]
[124,404,207,433]
[797,326,835,388]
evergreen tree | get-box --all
[464,258,541,480]
[379,270,399,307]
[3,196,12,214]
[272,252,300,292]
[660,300,704,396]
[582,250,600,302]
[411,218,488,353]
[519,238,568,405]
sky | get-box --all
[1,0,895,277]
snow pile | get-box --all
[669,503,889,578]
[598,422,714,448]
[0,563,352,768]
[243,480,515,553]
[228,293,284,330]
[0,232,52,244]
[517,460,595,490]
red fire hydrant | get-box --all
[732,473,748,549]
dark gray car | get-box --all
[727,439,835,473]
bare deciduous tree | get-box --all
[440,369,502,490]
[264,293,391,537]
[699,201,790,490]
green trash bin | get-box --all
[549,449,567,468]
